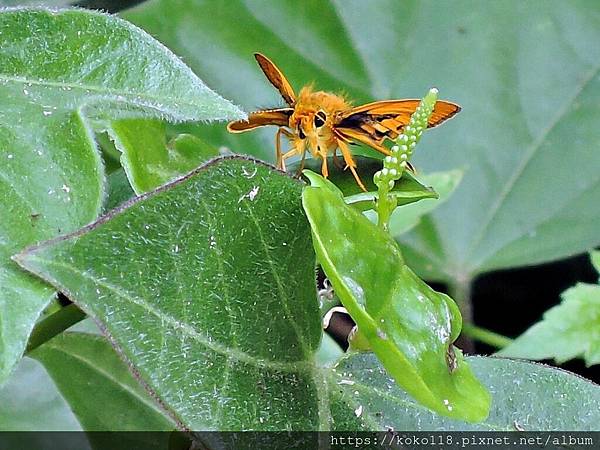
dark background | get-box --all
[472,254,600,384]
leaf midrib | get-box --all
[41,338,170,420]
[465,62,600,270]
[23,255,315,372]
[0,74,212,112]
[234,181,314,359]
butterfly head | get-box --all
[290,87,349,153]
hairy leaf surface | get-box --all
[0,7,242,384]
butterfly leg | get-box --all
[280,141,304,173]
[295,148,308,177]
[275,127,283,168]
[338,140,367,192]
[332,149,344,169]
[276,128,294,169]
[320,154,329,178]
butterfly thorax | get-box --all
[288,86,351,154]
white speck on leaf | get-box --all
[354,405,363,417]
[238,186,260,203]
[242,166,258,178]
[377,329,388,340]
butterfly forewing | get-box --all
[227,108,293,133]
[254,53,296,106]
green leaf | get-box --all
[105,169,135,211]
[388,169,463,235]
[125,0,600,278]
[591,250,600,276]
[108,119,219,193]
[16,157,324,431]
[0,7,243,383]
[0,0,71,5]
[302,173,490,422]
[330,354,600,431]
[0,357,80,431]
[291,156,437,212]
[31,332,175,431]
[498,282,600,366]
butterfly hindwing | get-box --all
[337,99,461,147]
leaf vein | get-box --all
[26,256,314,373]
[465,62,600,267]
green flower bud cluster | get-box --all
[373,88,439,230]
[374,87,438,189]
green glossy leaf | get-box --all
[31,332,175,431]
[498,282,600,366]
[16,157,325,431]
[330,354,600,431]
[0,7,243,383]
[109,119,219,193]
[0,357,80,431]
[291,156,437,211]
[126,0,600,278]
[302,173,490,422]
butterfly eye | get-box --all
[314,110,327,128]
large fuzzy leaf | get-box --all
[16,157,324,430]
[31,332,175,431]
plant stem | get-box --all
[449,276,475,352]
[376,187,396,230]
[448,276,513,350]
[449,276,472,325]
[26,304,86,354]
[462,324,513,349]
